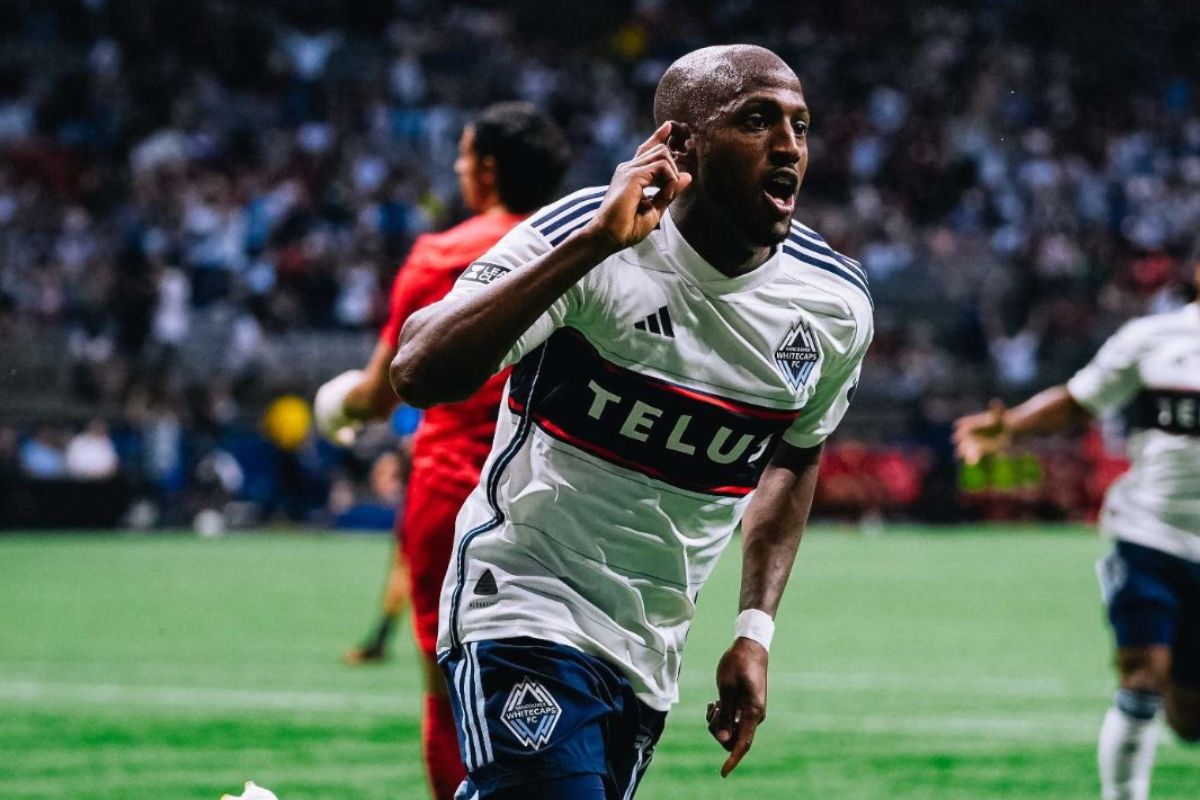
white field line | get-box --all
[8,678,1182,750]
[4,662,1103,699]
[682,670,1104,698]
[0,680,416,714]
[0,677,1120,744]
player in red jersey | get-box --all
[314,102,568,800]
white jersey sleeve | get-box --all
[782,313,873,449]
[1066,322,1144,415]
[444,187,606,370]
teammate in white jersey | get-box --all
[955,268,1200,800]
[391,45,872,798]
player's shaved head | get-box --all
[653,45,801,130]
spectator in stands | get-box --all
[19,427,66,479]
[64,419,119,480]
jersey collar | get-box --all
[656,208,781,295]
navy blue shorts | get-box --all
[1099,540,1200,686]
[439,638,667,799]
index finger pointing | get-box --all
[720,716,760,778]
[635,121,672,156]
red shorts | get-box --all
[399,470,471,657]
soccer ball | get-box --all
[221,781,279,800]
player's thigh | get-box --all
[1102,541,1182,690]
[1165,567,1200,742]
[1164,683,1200,742]
[438,638,622,797]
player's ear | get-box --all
[478,154,499,191]
[667,121,693,161]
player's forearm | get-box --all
[1004,385,1091,438]
[391,229,616,408]
[343,342,401,420]
[737,444,822,615]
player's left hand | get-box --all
[314,369,365,447]
[707,637,768,777]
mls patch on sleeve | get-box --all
[500,677,562,750]
[461,261,512,285]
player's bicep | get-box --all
[444,220,581,370]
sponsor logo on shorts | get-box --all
[461,262,511,285]
[500,677,562,750]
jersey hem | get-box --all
[446,626,678,712]
[1101,519,1200,564]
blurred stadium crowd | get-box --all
[1,0,1198,527]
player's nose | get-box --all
[768,124,802,166]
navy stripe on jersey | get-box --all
[789,224,869,283]
[530,188,607,230]
[784,236,872,307]
[1132,389,1200,435]
[447,346,548,649]
[506,328,799,496]
[548,214,599,246]
[541,199,603,236]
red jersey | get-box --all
[381,211,524,492]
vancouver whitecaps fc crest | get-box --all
[774,320,821,390]
[500,678,562,750]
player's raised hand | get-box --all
[584,121,692,253]
[953,399,1011,465]
[707,638,768,778]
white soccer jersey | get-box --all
[436,186,874,710]
[1067,303,1200,562]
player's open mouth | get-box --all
[762,171,798,216]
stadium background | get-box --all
[1,1,1198,798]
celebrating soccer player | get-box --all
[390,45,873,798]
[955,264,1200,800]
[313,102,568,800]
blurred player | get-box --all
[392,46,872,798]
[314,102,568,800]
[955,264,1200,800]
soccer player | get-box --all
[954,266,1200,800]
[313,102,568,800]
[391,45,873,798]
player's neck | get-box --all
[473,196,510,217]
[670,200,773,277]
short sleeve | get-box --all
[444,217,581,370]
[782,316,873,449]
[1066,323,1145,414]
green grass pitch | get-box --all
[1,527,1195,799]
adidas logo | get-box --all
[474,569,498,596]
[633,306,674,338]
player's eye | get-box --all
[745,113,769,130]
[793,120,810,137]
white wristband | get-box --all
[734,609,775,652]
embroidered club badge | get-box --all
[774,320,821,390]
[499,677,563,750]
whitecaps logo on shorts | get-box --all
[500,677,562,750]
